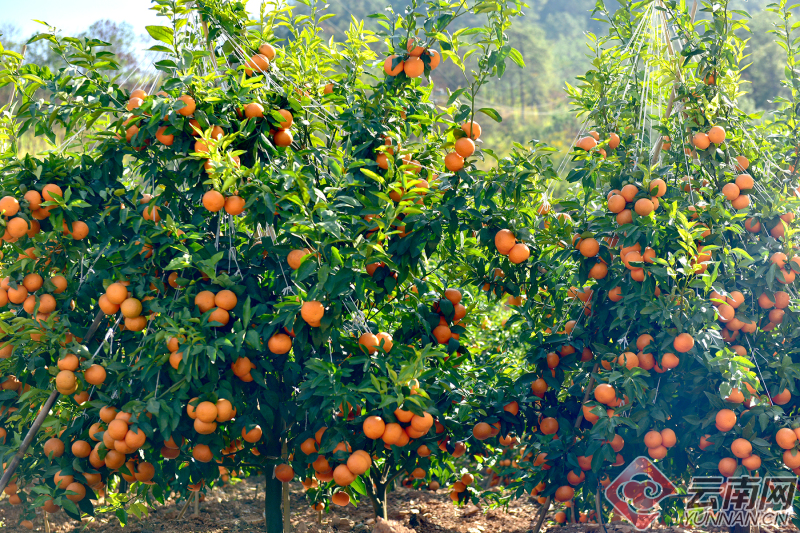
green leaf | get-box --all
[477,107,502,122]
[146,26,174,46]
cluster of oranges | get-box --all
[444,122,481,173]
[201,190,246,216]
[575,129,620,157]
[494,228,531,264]
[431,288,466,345]
[242,43,276,76]
[0,185,74,243]
[55,354,105,395]
[643,428,677,460]
[97,281,150,331]
[241,104,293,148]
[605,179,667,224]
[186,397,237,438]
[299,426,372,506]
[194,288,238,327]
[383,37,441,79]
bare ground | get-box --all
[0,477,793,533]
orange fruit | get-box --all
[693,132,710,149]
[455,137,475,158]
[244,102,264,118]
[404,57,424,77]
[42,184,63,202]
[242,425,262,443]
[384,55,404,76]
[715,409,736,432]
[776,428,797,449]
[731,438,752,458]
[494,229,516,254]
[44,438,65,458]
[554,486,574,502]
[540,417,558,435]
[0,196,19,216]
[268,333,292,354]
[177,94,196,116]
[708,125,726,144]
[215,289,237,310]
[462,121,481,140]
[444,152,464,172]
[274,129,293,147]
[673,333,694,353]
[224,195,245,215]
[202,190,225,212]
[84,364,107,385]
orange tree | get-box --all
[0,0,563,531]
[480,0,800,528]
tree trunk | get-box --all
[265,416,284,533]
[365,473,388,520]
[265,461,283,533]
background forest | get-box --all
[0,0,788,158]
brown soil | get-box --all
[0,477,791,533]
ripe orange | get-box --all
[120,298,142,318]
[462,121,481,140]
[494,229,516,254]
[42,184,63,202]
[268,333,292,354]
[202,190,225,212]
[84,364,107,386]
[224,195,245,215]
[44,438,65,458]
[242,425,263,443]
[673,333,694,353]
[634,198,654,216]
[731,438,752,459]
[244,103,264,118]
[660,428,676,447]
[177,95,196,116]
[472,422,492,440]
[594,383,616,404]
[258,43,276,59]
[644,431,662,448]
[708,125,726,144]
[718,457,737,477]
[274,464,294,482]
[455,137,475,158]
[274,129,293,147]
[404,56,424,77]
[540,417,558,435]
[444,152,464,172]
[358,332,379,354]
[578,238,599,257]
[331,491,350,506]
[608,194,626,213]
[384,55,404,76]
[215,289,237,310]
[715,409,737,432]
[776,428,797,449]
[648,445,668,460]
[555,485,574,502]
[693,132,710,149]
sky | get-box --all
[2,1,163,36]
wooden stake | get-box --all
[0,310,106,494]
[531,496,551,533]
[596,484,609,533]
[193,490,200,517]
[281,440,291,533]
[176,492,196,520]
